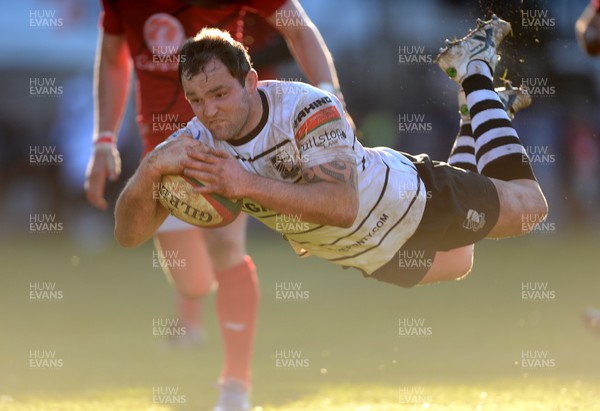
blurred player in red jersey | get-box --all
[576,0,600,55]
[83,1,348,409]
[576,0,600,334]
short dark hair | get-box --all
[178,28,252,86]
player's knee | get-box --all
[532,187,549,217]
[442,246,473,281]
[204,231,245,268]
[176,283,212,299]
[413,246,473,286]
[449,248,473,281]
[454,258,473,281]
[168,265,214,298]
[522,186,549,234]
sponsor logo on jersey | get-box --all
[338,213,390,252]
[270,149,301,180]
[294,105,341,141]
[293,96,333,129]
[144,13,185,55]
[137,13,185,72]
[242,200,274,216]
[299,127,347,151]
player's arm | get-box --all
[85,30,132,210]
[114,133,198,247]
[576,2,600,56]
[267,0,342,97]
[247,159,358,227]
[183,148,359,228]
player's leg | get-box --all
[448,85,531,172]
[437,15,548,238]
[464,67,547,237]
[417,245,474,285]
[583,306,600,334]
[155,217,214,345]
[447,91,477,172]
[202,212,258,409]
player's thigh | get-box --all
[368,244,473,288]
[486,178,547,238]
[416,245,474,285]
[155,223,214,297]
[201,212,248,271]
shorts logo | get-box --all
[462,209,486,232]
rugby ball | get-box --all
[157,174,242,228]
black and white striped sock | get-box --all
[448,118,477,172]
[462,61,536,181]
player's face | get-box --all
[182,59,252,142]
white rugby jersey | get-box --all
[178,80,426,274]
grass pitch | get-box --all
[1,229,599,410]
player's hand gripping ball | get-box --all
[158,174,242,227]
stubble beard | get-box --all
[212,91,251,142]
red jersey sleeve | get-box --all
[99,0,124,34]
[245,0,287,18]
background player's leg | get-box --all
[462,61,547,237]
[155,228,214,344]
[204,213,259,392]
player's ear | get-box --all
[244,69,258,93]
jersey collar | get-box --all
[228,89,268,147]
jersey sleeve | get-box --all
[99,0,124,34]
[184,118,213,145]
[245,0,287,18]
[292,89,356,169]
[155,117,208,150]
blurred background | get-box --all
[1,0,598,247]
[2,0,600,409]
